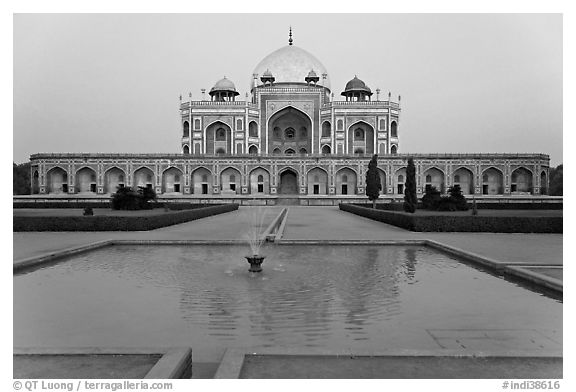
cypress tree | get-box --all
[365,154,381,208]
[403,157,417,213]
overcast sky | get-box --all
[13,13,562,165]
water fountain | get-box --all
[243,207,268,273]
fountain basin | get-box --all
[13,244,562,362]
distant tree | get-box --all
[403,158,417,213]
[13,162,31,195]
[365,154,382,208]
[549,164,563,196]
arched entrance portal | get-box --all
[279,169,298,195]
[268,107,312,154]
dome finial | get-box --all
[289,26,293,46]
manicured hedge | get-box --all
[340,204,562,233]
[472,202,563,210]
[13,201,111,209]
[13,204,239,232]
[351,201,563,211]
[162,203,212,210]
[13,201,215,210]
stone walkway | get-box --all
[14,206,562,268]
[283,207,563,266]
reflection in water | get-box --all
[403,247,418,282]
[14,245,562,360]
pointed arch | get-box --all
[321,121,331,138]
[423,167,445,192]
[511,166,533,193]
[452,166,474,195]
[249,166,271,194]
[162,166,184,194]
[104,166,126,194]
[248,121,258,137]
[307,167,328,195]
[481,167,504,195]
[191,166,212,195]
[183,121,190,138]
[220,166,241,194]
[346,120,374,155]
[75,167,97,193]
[133,166,155,189]
[248,145,259,155]
[278,167,299,195]
[268,104,314,125]
[394,167,407,195]
[205,120,232,154]
[335,167,358,195]
[268,105,313,155]
[278,166,299,175]
[46,166,69,194]
[390,120,398,138]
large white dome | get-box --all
[251,45,331,90]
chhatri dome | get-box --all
[251,28,331,90]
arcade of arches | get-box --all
[32,161,548,196]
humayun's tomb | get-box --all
[28,30,550,204]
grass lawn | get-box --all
[13,208,171,217]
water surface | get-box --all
[14,245,562,361]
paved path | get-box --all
[14,206,562,267]
[282,207,563,266]
[13,206,281,261]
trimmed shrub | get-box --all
[111,186,157,210]
[13,201,111,209]
[474,202,562,210]
[403,158,417,213]
[340,204,562,233]
[83,207,94,216]
[447,185,469,211]
[422,186,441,210]
[13,204,239,232]
[365,154,381,208]
[422,185,468,211]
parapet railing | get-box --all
[180,101,255,108]
[30,152,551,160]
[325,101,400,109]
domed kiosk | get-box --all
[341,76,373,102]
[209,77,240,102]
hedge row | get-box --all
[13,204,239,232]
[13,201,215,210]
[340,204,562,233]
[350,201,563,211]
[13,201,111,209]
